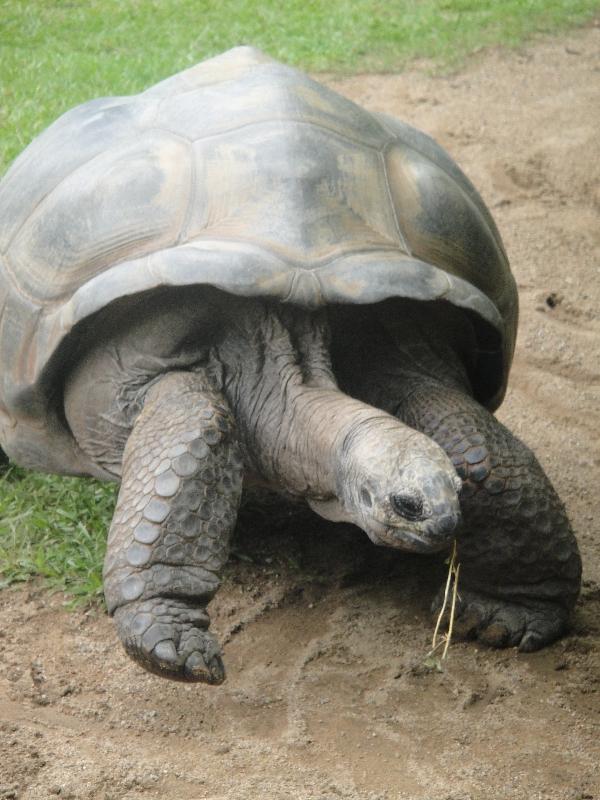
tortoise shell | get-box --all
[0,46,517,476]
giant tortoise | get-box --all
[0,47,581,683]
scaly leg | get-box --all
[393,378,581,650]
[103,371,243,682]
[333,304,581,652]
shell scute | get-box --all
[184,122,403,261]
[0,96,154,256]
[384,143,514,323]
[8,130,192,305]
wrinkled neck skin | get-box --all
[212,300,462,551]
[214,302,367,498]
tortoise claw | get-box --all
[432,587,569,652]
[114,598,225,684]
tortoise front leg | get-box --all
[103,371,243,683]
[393,379,582,650]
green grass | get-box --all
[0,467,116,603]
[1,0,599,170]
[0,0,599,601]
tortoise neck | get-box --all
[214,300,390,499]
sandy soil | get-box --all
[1,26,600,800]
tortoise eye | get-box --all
[391,493,424,521]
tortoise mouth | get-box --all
[366,514,460,552]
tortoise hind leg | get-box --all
[331,305,581,651]
[392,379,581,650]
[103,371,243,683]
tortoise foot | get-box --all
[432,588,569,652]
[114,598,225,684]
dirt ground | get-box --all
[1,26,600,800]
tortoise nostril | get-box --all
[391,493,424,521]
[438,514,458,536]
[360,488,373,507]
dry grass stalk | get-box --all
[424,540,461,669]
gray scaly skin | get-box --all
[333,300,582,651]
[65,292,462,683]
[398,382,580,650]
[103,372,243,683]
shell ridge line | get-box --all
[282,268,324,307]
[154,115,387,153]
[380,143,412,257]
[175,140,197,246]
[310,246,414,274]
[346,213,407,253]
[183,233,405,270]
[281,268,301,303]
[147,124,193,146]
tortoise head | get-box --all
[310,420,462,552]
